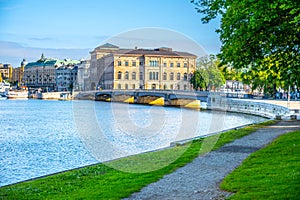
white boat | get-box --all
[0,93,7,100]
[0,82,10,93]
[7,90,29,99]
[59,92,72,100]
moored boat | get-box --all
[7,90,29,99]
[0,93,7,100]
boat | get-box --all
[58,92,72,100]
[7,90,29,99]
[0,82,10,93]
[0,93,7,100]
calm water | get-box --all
[0,99,266,186]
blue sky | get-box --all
[0,0,221,67]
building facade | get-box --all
[55,64,78,92]
[11,59,27,86]
[76,59,90,91]
[23,54,80,90]
[0,63,13,81]
[90,44,197,90]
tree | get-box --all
[190,69,208,90]
[191,0,300,95]
[190,55,225,91]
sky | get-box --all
[0,0,221,67]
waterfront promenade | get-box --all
[252,100,300,110]
[126,119,300,199]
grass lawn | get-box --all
[0,121,275,199]
[220,130,300,199]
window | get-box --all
[184,85,187,90]
[177,85,180,90]
[149,60,159,67]
[132,72,136,80]
[125,84,128,90]
[177,73,181,80]
[170,84,174,90]
[170,62,174,67]
[170,72,174,80]
[139,61,144,66]
[118,84,121,89]
[163,62,167,67]
[163,72,167,80]
[117,71,122,80]
[118,61,122,66]
[132,84,136,89]
[184,63,187,68]
[184,73,188,81]
[140,72,143,80]
[125,71,129,80]
[150,72,158,80]
[151,84,156,90]
[177,63,180,67]
[125,61,129,66]
[132,61,136,67]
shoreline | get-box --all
[0,117,266,188]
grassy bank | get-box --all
[221,130,300,199]
[0,121,275,199]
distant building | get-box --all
[89,43,197,90]
[76,59,90,91]
[224,80,250,93]
[23,54,80,90]
[11,59,27,86]
[0,63,13,81]
[55,64,78,92]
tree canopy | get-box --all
[191,0,300,95]
[190,55,225,91]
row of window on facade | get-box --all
[116,83,189,90]
[117,71,189,81]
[117,60,189,68]
[56,72,77,76]
[25,77,76,82]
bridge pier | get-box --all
[95,90,208,109]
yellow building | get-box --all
[0,63,13,81]
[11,59,27,85]
[90,43,197,90]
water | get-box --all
[0,99,266,186]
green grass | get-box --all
[0,120,276,199]
[221,130,300,199]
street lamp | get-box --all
[287,70,291,107]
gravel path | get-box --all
[125,120,300,200]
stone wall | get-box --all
[207,93,290,118]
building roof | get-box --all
[95,43,120,51]
[25,58,80,68]
[114,48,197,58]
[93,43,197,58]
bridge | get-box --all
[75,90,299,119]
[95,90,209,109]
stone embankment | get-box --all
[208,93,293,119]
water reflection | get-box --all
[0,99,265,186]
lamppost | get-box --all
[287,70,291,107]
[42,65,45,90]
